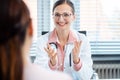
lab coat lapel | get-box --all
[64,43,74,68]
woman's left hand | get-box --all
[72,40,82,64]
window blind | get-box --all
[80,0,120,61]
[37,0,51,37]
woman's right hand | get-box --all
[44,43,57,66]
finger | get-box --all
[46,43,53,52]
[72,41,82,55]
[79,41,82,47]
[44,47,50,55]
[49,48,54,55]
[50,53,57,59]
[50,48,57,56]
[44,43,53,56]
[47,43,51,50]
[44,46,56,58]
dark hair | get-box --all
[52,0,75,14]
[0,0,31,80]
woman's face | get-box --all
[53,4,75,31]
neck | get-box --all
[56,30,69,46]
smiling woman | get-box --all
[34,0,93,80]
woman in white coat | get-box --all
[34,0,93,80]
[0,0,72,80]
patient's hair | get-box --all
[0,0,31,80]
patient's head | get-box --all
[0,0,32,80]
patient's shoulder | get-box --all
[24,63,72,80]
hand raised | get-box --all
[72,41,82,64]
[44,43,57,66]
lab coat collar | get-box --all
[48,29,77,44]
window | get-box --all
[80,0,120,56]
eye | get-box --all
[54,13,60,17]
[63,13,70,17]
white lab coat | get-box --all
[34,30,93,80]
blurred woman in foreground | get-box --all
[0,0,72,80]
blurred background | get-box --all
[24,0,120,79]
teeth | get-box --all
[58,23,65,26]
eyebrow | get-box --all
[54,12,72,14]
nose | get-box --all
[58,15,65,22]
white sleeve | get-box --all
[34,35,51,70]
[76,34,93,80]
